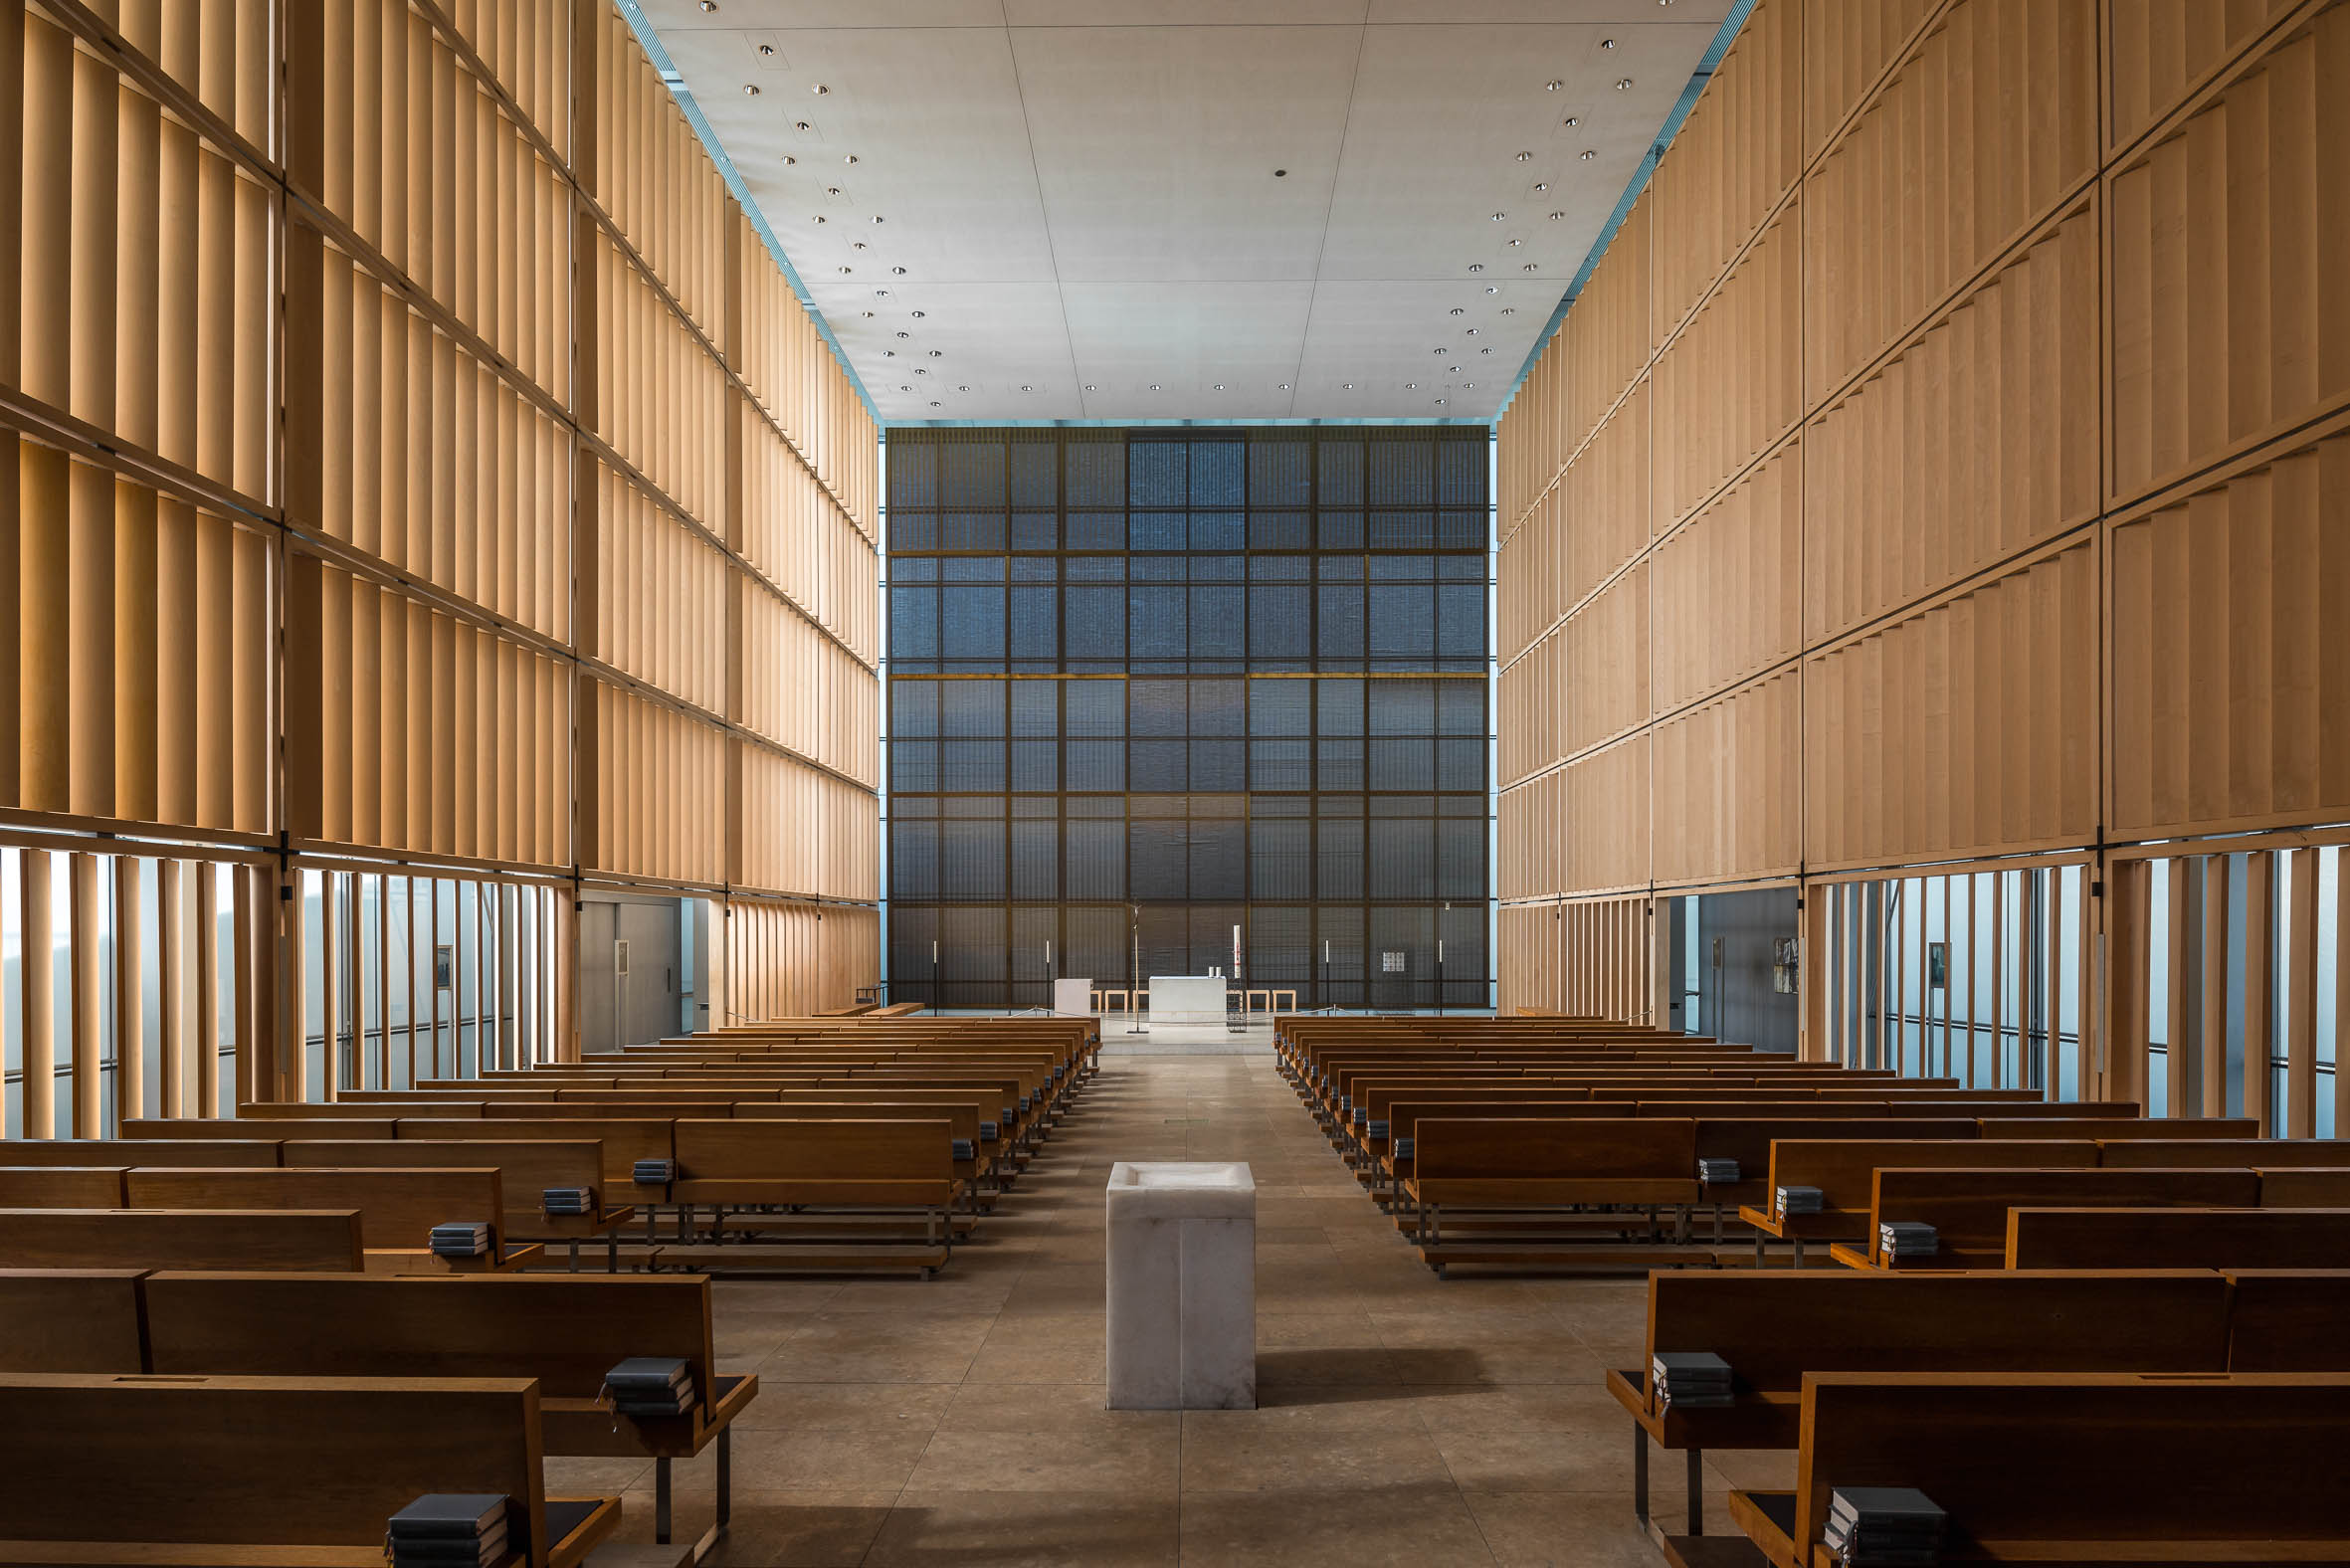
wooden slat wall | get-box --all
[1495,0,2349,1046]
[3,0,881,1131]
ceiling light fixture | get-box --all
[1601,37,1617,49]
[743,84,760,96]
[871,215,884,223]
[782,154,796,165]
[1465,327,1478,335]
[837,266,852,274]
[812,83,829,94]
[1562,115,1579,127]
[1507,238,1523,247]
[958,384,970,391]
[825,185,842,195]
[1549,212,1565,221]
[812,215,827,223]
[845,154,859,164]
[1515,151,1533,161]
[927,350,942,357]
[1021,384,1035,392]
[1466,382,1476,388]
[1450,307,1465,316]
[1616,78,1634,90]
[1342,382,1354,389]
[876,289,891,296]
[861,310,874,318]
[910,309,926,317]
[1500,307,1516,315]
[1149,384,1161,391]
[1432,347,1448,355]
[929,400,940,407]
[1491,212,1506,221]
[851,241,867,250]
[1522,264,1538,272]
[1484,286,1499,294]
[795,120,812,131]
[895,331,909,338]
[1580,149,1597,160]
[699,1,716,11]
[1468,264,1484,274]
[1213,383,1225,390]
[757,43,775,56]
[891,267,907,275]
[1479,347,1493,354]
[1405,382,1417,389]
[1533,181,1549,191]
[899,384,911,390]
[1545,80,1562,91]
[1084,383,1096,390]
[1273,168,1288,177]
[1278,382,1290,390]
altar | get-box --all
[1148,975,1230,1026]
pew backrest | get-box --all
[2007,1206,2350,1270]
[0,1270,147,1372]
[2223,1271,2350,1371]
[1866,1166,2261,1260]
[1764,1139,2097,1216]
[0,1208,363,1271]
[123,1166,506,1256]
[0,1138,284,1168]
[0,1167,128,1208]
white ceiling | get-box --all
[636,0,1730,424]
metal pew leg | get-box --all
[1686,1447,1704,1535]
[656,1456,673,1545]
[1633,1423,1649,1526]
[567,1239,580,1273]
[685,1425,731,1562]
[608,1232,619,1274]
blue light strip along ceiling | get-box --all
[1495,0,1756,424]
[616,0,881,425]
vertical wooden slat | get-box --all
[112,856,143,1126]
[2106,858,2150,1110]
[2166,858,2191,1118]
[1991,872,2008,1088]
[68,852,101,1137]
[2285,847,2318,1138]
[195,859,219,1117]
[158,857,185,1117]
[284,868,308,1104]
[2242,852,2273,1134]
[2045,869,2064,1099]
[20,849,56,1138]
[2202,855,2231,1119]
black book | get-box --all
[1697,1157,1741,1183]
[633,1158,677,1184]
[388,1494,507,1540]
[390,1523,507,1566]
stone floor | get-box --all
[556,1053,1787,1565]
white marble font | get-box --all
[1103,1161,1257,1410]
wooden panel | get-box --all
[1650,0,1803,343]
[1804,538,2100,870]
[1561,379,1650,609]
[1652,668,1803,885]
[1651,435,1802,715]
[1805,198,2102,644]
[2109,2,2350,505]
[580,676,726,887]
[1564,193,1653,462]
[586,4,726,339]
[1560,733,1650,895]
[590,230,729,532]
[732,742,881,902]
[2108,0,2305,154]
[589,458,727,715]
[2107,414,2350,837]
[1804,0,1942,158]
[1558,560,1649,759]
[1805,0,2099,402]
[1651,193,1804,530]
[443,0,573,158]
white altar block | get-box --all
[1148,974,1228,1026]
[1052,977,1096,1016]
[1105,1161,1256,1410]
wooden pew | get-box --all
[0,1271,147,1371]
[0,1208,364,1271]
[2224,1271,2350,1371]
[1684,1118,1979,1239]
[2256,1167,2350,1205]
[126,1114,402,1139]
[123,1166,540,1274]
[2097,1137,2350,1168]
[1608,1270,2232,1532]
[0,1373,645,1567]
[144,1272,754,1556]
[1716,1372,2350,1568]
[1739,1139,2097,1267]
[1405,1118,1701,1274]
[280,1139,633,1271]
[668,1119,961,1276]
[1834,1166,2263,1270]
[0,1167,128,1208]
[2007,1206,2350,1270]
[0,1137,284,1167]
[1976,1115,2256,1140]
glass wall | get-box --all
[884,427,1492,1010]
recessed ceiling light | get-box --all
[1533,182,1549,192]
[1515,151,1533,161]
[844,154,859,164]
[757,43,775,56]
[1616,78,1634,90]
[1273,168,1288,177]
[1484,286,1499,294]
[1545,80,1562,91]
[1278,382,1290,390]
[876,289,891,296]
[1342,382,1354,389]
[1580,149,1597,160]
[882,349,895,357]
[1549,212,1565,221]
[1563,116,1579,127]
[1434,398,1446,405]
[871,215,884,223]
[743,84,759,96]
[928,400,940,407]
[795,120,812,131]
[1601,37,1617,49]
[1432,347,1448,355]
[914,368,927,375]
[851,241,867,250]
[1479,347,1493,354]
[1466,327,1478,335]
[910,310,926,318]
[1468,264,1484,274]
[927,350,942,357]
[891,267,907,275]
[1021,384,1035,392]
[812,215,827,224]
[1405,382,1417,389]
[895,331,909,338]
[825,185,842,195]
[783,154,796,165]
[861,310,875,318]
[898,384,910,390]
[1084,383,1097,390]
[812,83,830,94]
[1522,264,1538,272]
[1507,238,1523,247]
[1491,212,1506,221]
[1447,365,1460,373]
[1213,383,1225,390]
[957,384,969,391]
[1450,307,1465,316]
[699,1,716,11]
[1500,307,1515,315]
[1465,382,1476,388]
[837,266,852,274]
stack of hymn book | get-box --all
[1877,1221,1940,1260]
[605,1357,695,1418]
[1649,1351,1734,1409]
[541,1186,595,1216]
[387,1494,509,1568]
[1823,1486,1946,1565]
[633,1158,677,1185]
[429,1221,491,1260]
[1776,1185,1825,1218]
[1697,1157,1740,1185]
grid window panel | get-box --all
[885,427,1489,1006]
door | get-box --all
[579,897,685,1053]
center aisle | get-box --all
[556,1053,1764,1566]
